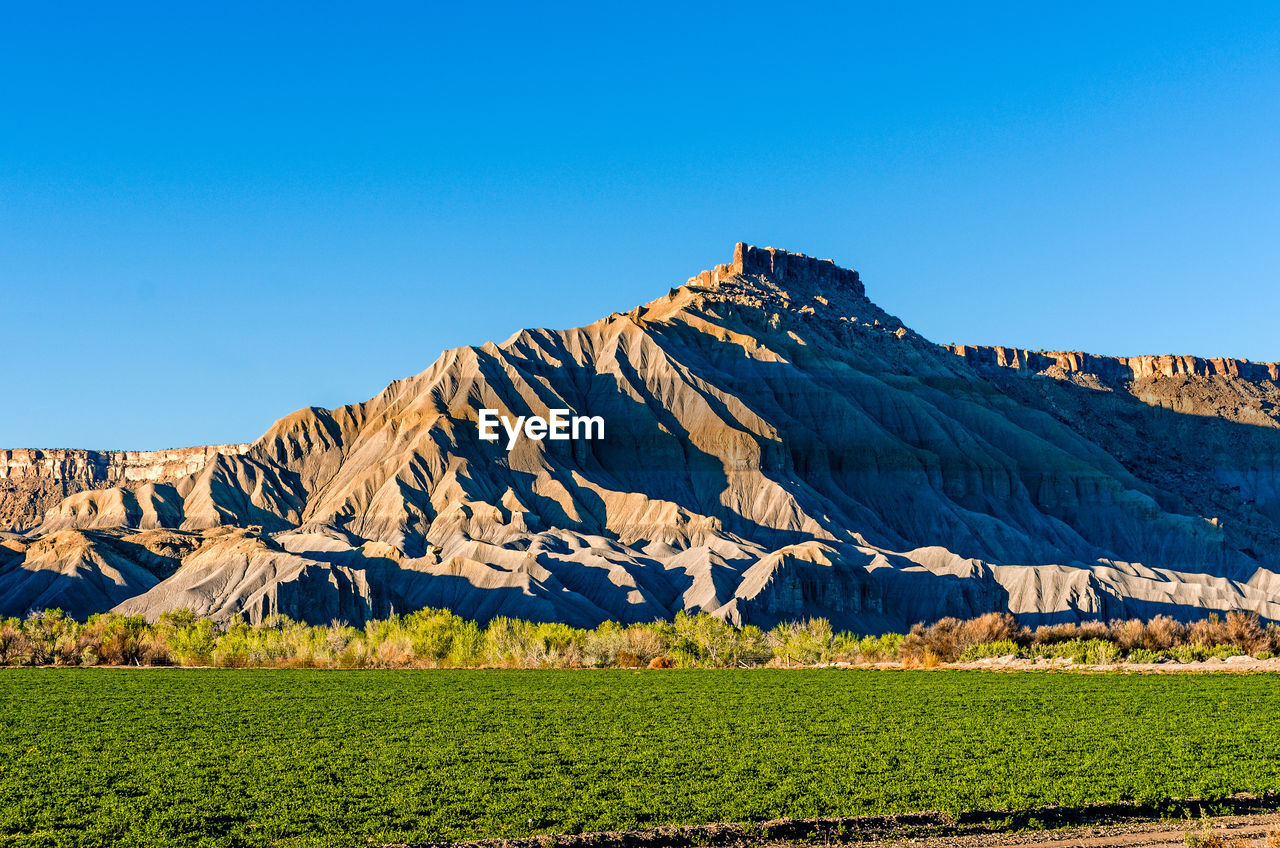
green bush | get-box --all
[1084,639,1122,664]
[958,640,1021,662]
[1032,638,1120,664]
[769,618,835,666]
[4,607,1279,670]
[855,633,904,662]
[1170,644,1211,663]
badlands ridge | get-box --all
[2,244,1279,629]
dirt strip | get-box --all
[385,796,1280,848]
[856,812,1279,848]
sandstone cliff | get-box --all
[0,445,250,532]
[946,345,1280,427]
[3,244,1279,630]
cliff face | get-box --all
[947,345,1280,383]
[947,345,1280,427]
[3,244,1280,630]
[0,446,250,532]
[944,343,1280,552]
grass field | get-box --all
[2,669,1280,847]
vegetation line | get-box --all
[3,608,1276,669]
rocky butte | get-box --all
[2,243,1279,630]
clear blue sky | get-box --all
[3,2,1278,449]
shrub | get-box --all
[1225,611,1264,652]
[1032,623,1081,646]
[582,620,626,667]
[1170,644,1211,663]
[674,613,747,667]
[900,613,1024,664]
[830,632,861,662]
[1265,623,1280,654]
[1032,638,1120,664]
[1084,639,1122,665]
[1190,614,1229,647]
[769,618,834,666]
[1110,619,1147,650]
[0,618,25,666]
[85,614,151,666]
[854,632,903,662]
[167,618,217,666]
[1032,620,1111,647]
[958,640,1020,662]
[1125,648,1163,664]
[1077,621,1111,641]
[399,609,464,664]
[962,612,1021,645]
[7,606,1280,671]
[444,620,483,667]
[624,626,665,665]
[902,648,941,669]
[910,617,963,663]
[1142,615,1187,651]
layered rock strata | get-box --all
[0,446,249,532]
[2,244,1278,631]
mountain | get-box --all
[0,446,249,533]
[3,243,1280,630]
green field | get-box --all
[2,669,1279,847]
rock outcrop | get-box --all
[946,345,1280,426]
[0,445,250,533]
[3,244,1279,630]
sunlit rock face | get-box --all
[0,445,249,533]
[4,243,1280,630]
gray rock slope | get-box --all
[3,243,1280,629]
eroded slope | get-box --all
[4,244,1279,628]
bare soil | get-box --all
[388,796,1280,848]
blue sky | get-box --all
[2,2,1278,449]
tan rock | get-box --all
[2,245,1279,629]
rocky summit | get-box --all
[3,243,1280,630]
